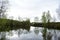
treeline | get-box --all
[0,18,30,32]
[31,22,60,30]
[46,22,60,30]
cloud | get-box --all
[8,0,59,19]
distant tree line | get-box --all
[0,18,30,32]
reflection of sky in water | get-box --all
[6,26,43,40]
[0,26,60,40]
[18,32,42,40]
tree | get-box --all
[41,11,52,40]
[53,15,56,19]
[56,5,60,19]
[18,16,23,21]
[41,12,47,40]
[46,11,52,22]
[34,17,39,22]
[2,13,7,19]
[41,12,47,27]
[0,0,8,18]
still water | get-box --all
[0,26,60,40]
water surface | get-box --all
[0,26,60,40]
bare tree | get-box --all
[34,17,39,22]
[56,5,60,20]
[0,0,8,18]
[46,11,52,22]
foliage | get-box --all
[41,11,47,40]
[41,12,46,23]
[0,18,30,32]
[41,11,52,40]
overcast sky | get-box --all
[7,0,59,21]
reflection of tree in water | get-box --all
[57,31,60,40]
[54,30,57,40]
[34,27,53,40]
[58,36,60,40]
[18,29,23,37]
[18,29,28,37]
[34,27,39,35]
[42,28,47,40]
[41,29,53,40]
[0,32,6,40]
[7,31,13,36]
[46,32,53,40]
[41,11,53,40]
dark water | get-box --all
[0,26,60,40]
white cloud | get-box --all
[7,0,59,20]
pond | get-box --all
[0,26,60,40]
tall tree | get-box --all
[41,11,52,40]
[41,12,47,40]
[56,5,60,20]
[0,0,8,18]
[46,11,52,22]
[41,12,46,23]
